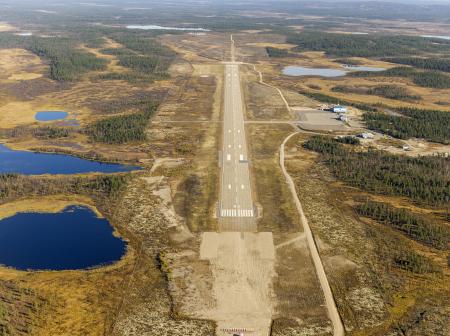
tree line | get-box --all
[0,31,175,82]
[285,32,450,57]
[303,136,449,206]
[0,173,129,204]
[0,33,107,81]
[383,57,450,73]
[356,200,449,250]
[266,47,290,58]
[99,32,176,83]
[350,66,450,89]
[364,108,450,144]
[332,84,421,101]
[87,104,158,144]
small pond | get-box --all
[126,24,209,31]
[282,66,347,77]
[35,111,68,121]
[342,65,385,72]
[0,205,126,271]
[421,35,450,41]
[0,144,141,175]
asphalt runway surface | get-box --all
[219,63,256,231]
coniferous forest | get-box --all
[303,136,449,206]
[88,104,158,144]
[356,200,449,250]
[363,108,450,144]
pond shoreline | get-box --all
[0,143,142,175]
[0,203,127,271]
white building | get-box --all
[359,132,374,139]
[332,105,347,113]
[403,145,412,151]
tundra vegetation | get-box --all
[0,1,449,335]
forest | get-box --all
[0,173,129,204]
[0,33,107,81]
[332,84,421,101]
[356,200,449,250]
[392,250,438,274]
[364,108,450,144]
[350,66,450,89]
[285,32,450,57]
[383,57,450,73]
[266,47,290,58]
[28,38,107,81]
[100,33,176,82]
[88,104,158,144]
[0,30,176,82]
[303,136,449,206]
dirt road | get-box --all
[280,132,345,336]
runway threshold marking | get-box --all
[220,209,254,217]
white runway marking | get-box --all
[220,208,255,217]
[220,63,254,221]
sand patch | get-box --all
[168,232,276,336]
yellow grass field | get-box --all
[0,22,15,32]
[0,195,102,220]
[0,48,46,81]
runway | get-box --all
[219,63,256,231]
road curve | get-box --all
[280,131,345,336]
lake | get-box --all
[35,111,68,121]
[421,35,450,41]
[0,144,141,175]
[282,66,347,77]
[282,65,386,77]
[126,24,209,31]
[342,65,385,72]
[0,205,126,271]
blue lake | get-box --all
[282,66,347,77]
[421,35,450,41]
[35,111,69,121]
[0,144,141,175]
[0,205,126,271]
[126,24,209,31]
[342,65,385,72]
